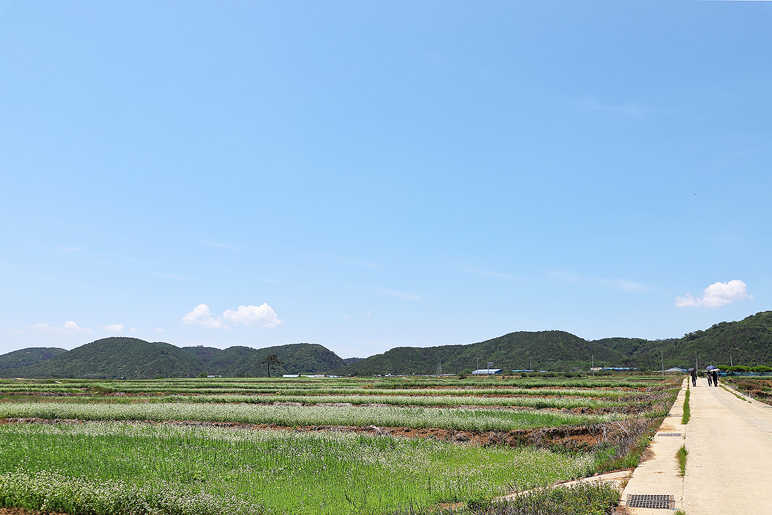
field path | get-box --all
[622,377,772,514]
[682,377,772,515]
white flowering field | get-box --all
[0,375,678,515]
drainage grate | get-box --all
[626,494,675,509]
[659,432,682,437]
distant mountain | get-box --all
[0,338,347,379]
[0,347,67,371]
[183,343,346,377]
[2,311,771,378]
[332,330,621,375]
[0,338,203,379]
[668,311,772,367]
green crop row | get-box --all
[0,421,602,515]
[0,401,619,432]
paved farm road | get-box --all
[682,378,772,515]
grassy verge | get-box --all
[681,387,690,425]
[677,445,688,476]
[457,482,620,515]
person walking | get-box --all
[707,370,712,386]
[690,368,697,387]
[712,369,719,387]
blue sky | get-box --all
[1,1,770,359]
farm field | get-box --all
[722,376,772,405]
[0,375,679,515]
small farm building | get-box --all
[472,368,503,375]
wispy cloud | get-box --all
[377,288,421,301]
[102,324,124,333]
[154,272,193,282]
[548,270,648,293]
[35,321,93,334]
[460,267,523,281]
[675,280,752,308]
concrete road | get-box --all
[682,378,772,515]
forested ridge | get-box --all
[2,311,771,378]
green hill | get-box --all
[665,311,772,367]
[0,338,347,379]
[183,343,346,377]
[2,311,772,378]
[333,330,622,375]
[0,347,67,371]
[1,337,204,379]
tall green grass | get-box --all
[677,445,688,476]
[681,388,690,425]
[0,422,601,515]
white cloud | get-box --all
[182,304,224,328]
[183,303,282,329]
[103,324,124,333]
[35,321,93,334]
[223,304,282,328]
[675,280,752,308]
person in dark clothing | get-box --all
[712,369,719,387]
[707,370,712,386]
[690,368,697,387]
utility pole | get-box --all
[660,350,664,377]
[592,355,594,376]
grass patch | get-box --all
[460,482,620,515]
[0,421,602,515]
[677,445,688,476]
[721,384,751,403]
[681,387,690,425]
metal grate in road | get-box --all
[626,494,675,509]
[658,432,682,437]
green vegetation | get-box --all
[4,310,772,379]
[722,377,772,405]
[0,347,66,370]
[0,402,620,432]
[0,422,601,515]
[677,445,688,476]
[682,387,691,425]
[720,384,751,403]
[0,338,345,379]
[0,375,677,514]
[465,482,620,515]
